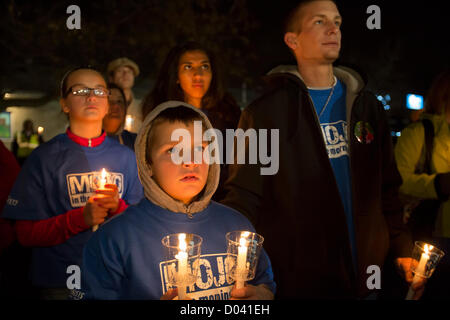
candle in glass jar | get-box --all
[175,233,188,299]
[415,245,431,277]
[406,244,432,300]
[92,168,108,232]
[99,168,107,190]
[235,231,250,289]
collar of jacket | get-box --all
[66,128,106,147]
[265,65,366,127]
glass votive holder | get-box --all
[161,233,203,299]
[409,241,445,279]
[226,230,264,289]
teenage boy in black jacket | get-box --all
[223,0,418,299]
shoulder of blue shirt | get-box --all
[96,198,254,234]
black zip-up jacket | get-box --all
[222,65,412,298]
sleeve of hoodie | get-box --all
[379,102,413,258]
[221,107,264,226]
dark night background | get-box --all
[1,0,449,137]
[0,0,449,303]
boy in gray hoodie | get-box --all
[81,101,275,300]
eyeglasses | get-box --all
[66,86,109,98]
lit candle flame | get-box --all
[239,231,250,247]
[424,244,433,255]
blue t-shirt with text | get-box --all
[309,79,357,269]
[81,199,275,300]
[2,134,144,287]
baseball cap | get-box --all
[107,57,140,77]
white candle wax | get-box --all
[236,237,248,289]
[406,244,431,300]
[99,168,107,190]
[92,168,108,232]
[415,252,429,278]
[176,234,188,299]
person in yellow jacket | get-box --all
[395,70,450,298]
[12,119,44,166]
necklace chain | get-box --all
[309,77,337,119]
[318,86,335,119]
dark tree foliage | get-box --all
[1,0,259,95]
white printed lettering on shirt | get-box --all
[320,120,349,159]
[66,171,124,207]
[159,253,237,300]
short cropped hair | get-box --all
[284,0,337,34]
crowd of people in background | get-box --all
[0,0,449,300]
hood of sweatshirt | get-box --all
[134,100,220,215]
[266,64,366,127]
[267,65,365,93]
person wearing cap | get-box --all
[107,57,142,133]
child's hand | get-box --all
[230,284,274,300]
[160,288,178,300]
[83,201,109,227]
[160,288,193,300]
[94,184,120,213]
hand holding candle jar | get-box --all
[91,168,118,232]
[405,241,445,300]
[226,231,264,289]
[161,233,202,300]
